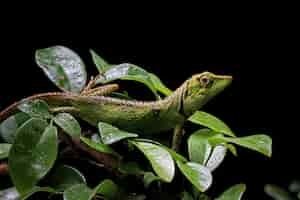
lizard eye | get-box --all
[199,76,213,88]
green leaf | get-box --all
[9,119,58,194]
[163,146,188,163]
[0,186,57,200]
[176,161,212,192]
[0,187,19,200]
[215,184,246,200]
[20,186,56,200]
[149,73,173,96]
[63,184,92,200]
[0,112,30,143]
[188,111,235,137]
[181,191,194,200]
[45,165,86,191]
[98,122,138,145]
[143,172,161,188]
[210,134,272,157]
[35,46,87,93]
[188,129,217,164]
[94,179,119,200]
[18,100,52,119]
[289,180,300,193]
[131,141,175,182]
[264,184,294,200]
[226,143,238,156]
[0,143,11,159]
[80,136,120,157]
[54,113,81,137]
[90,49,111,73]
[206,145,227,171]
[118,161,145,175]
[95,63,170,99]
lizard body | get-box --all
[0,72,232,135]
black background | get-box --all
[0,13,297,199]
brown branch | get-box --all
[0,162,9,176]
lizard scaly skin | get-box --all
[0,72,232,135]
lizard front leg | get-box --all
[171,123,185,152]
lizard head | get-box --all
[182,72,232,116]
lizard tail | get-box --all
[0,84,120,122]
[0,92,69,121]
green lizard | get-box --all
[0,72,232,149]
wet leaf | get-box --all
[18,100,52,119]
[143,172,161,188]
[98,122,138,145]
[162,146,188,163]
[95,63,171,98]
[90,49,111,73]
[54,113,81,138]
[206,145,227,171]
[176,161,212,192]
[80,136,120,157]
[188,111,235,137]
[215,184,246,200]
[188,129,218,164]
[63,184,92,200]
[45,165,86,191]
[131,141,175,182]
[9,119,58,194]
[0,187,19,200]
[0,112,30,143]
[36,46,87,93]
[265,184,294,200]
[0,143,11,159]
[94,179,119,199]
[210,134,272,157]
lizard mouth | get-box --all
[213,74,233,80]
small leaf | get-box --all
[188,111,235,137]
[188,129,218,164]
[265,184,294,200]
[226,143,238,156]
[210,134,272,157]
[149,73,172,96]
[163,146,188,163]
[131,141,175,182]
[0,112,30,143]
[80,136,120,157]
[9,120,58,194]
[118,161,145,175]
[95,63,170,99]
[181,191,194,200]
[215,184,246,200]
[94,179,119,200]
[20,187,56,200]
[45,165,86,191]
[0,143,11,159]
[18,100,52,119]
[0,187,19,200]
[54,113,81,137]
[98,122,138,145]
[206,145,227,171]
[35,46,87,93]
[176,161,212,192]
[63,184,92,200]
[143,172,161,188]
[90,49,111,73]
